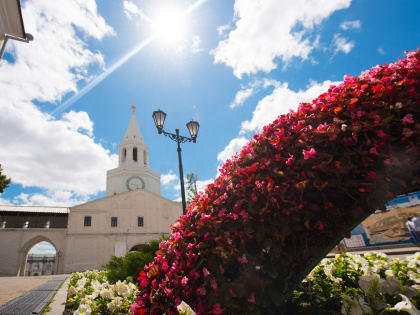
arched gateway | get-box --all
[0,107,182,276]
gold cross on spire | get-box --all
[131,104,136,114]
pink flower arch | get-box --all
[132,50,420,314]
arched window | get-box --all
[144,151,147,166]
[133,147,138,162]
[123,148,127,162]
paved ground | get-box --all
[0,274,68,306]
[46,277,70,315]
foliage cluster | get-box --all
[132,49,420,314]
[0,164,11,194]
[103,237,166,284]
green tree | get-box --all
[186,172,198,205]
[0,164,11,194]
[103,236,167,284]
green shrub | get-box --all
[103,236,167,284]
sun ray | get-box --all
[52,0,208,117]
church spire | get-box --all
[123,104,143,143]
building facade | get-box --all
[25,254,55,276]
[0,107,182,276]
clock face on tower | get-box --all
[126,176,145,191]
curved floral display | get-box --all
[132,50,420,314]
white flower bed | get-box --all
[296,252,420,314]
[67,270,136,315]
[66,252,420,314]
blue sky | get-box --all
[0,0,419,209]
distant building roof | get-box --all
[28,253,55,258]
[386,191,420,210]
[0,205,69,214]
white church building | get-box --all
[0,107,182,276]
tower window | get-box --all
[111,217,118,227]
[133,147,138,162]
[123,148,127,162]
[144,151,147,166]
[137,217,144,227]
[84,216,92,227]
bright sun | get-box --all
[151,6,187,44]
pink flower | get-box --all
[251,193,258,202]
[172,232,181,241]
[377,130,390,139]
[229,289,236,297]
[210,279,217,289]
[162,261,169,272]
[403,128,413,137]
[181,276,188,286]
[248,293,256,303]
[402,113,414,124]
[164,287,172,296]
[204,232,210,241]
[369,147,379,155]
[197,287,206,295]
[212,304,224,315]
[368,171,377,179]
[238,254,248,264]
[302,148,317,160]
[286,154,295,165]
[203,267,210,277]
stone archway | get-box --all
[17,235,58,276]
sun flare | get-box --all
[151,6,187,44]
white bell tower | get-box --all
[106,105,161,196]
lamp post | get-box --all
[152,109,199,215]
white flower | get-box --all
[74,304,92,315]
[177,301,196,315]
[115,280,132,297]
[100,287,114,299]
[67,286,77,297]
[390,294,420,315]
[358,276,376,294]
[76,278,87,289]
[408,261,418,268]
[378,277,401,296]
[107,297,123,311]
[341,297,372,315]
[385,269,394,278]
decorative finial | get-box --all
[131,104,136,114]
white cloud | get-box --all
[0,197,12,205]
[378,47,385,55]
[211,0,351,78]
[332,33,355,55]
[123,0,152,22]
[217,24,231,37]
[196,179,213,193]
[0,0,117,205]
[340,20,361,30]
[230,78,280,109]
[28,241,56,255]
[62,110,94,137]
[230,87,254,109]
[191,35,203,53]
[13,191,88,207]
[240,80,339,134]
[161,170,178,186]
[217,137,249,164]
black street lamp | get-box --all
[152,109,199,215]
